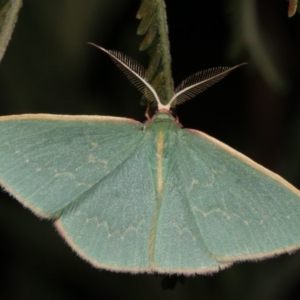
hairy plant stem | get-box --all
[137,0,174,105]
[155,0,174,104]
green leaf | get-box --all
[0,0,22,63]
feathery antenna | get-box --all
[90,43,246,111]
[89,43,162,108]
[168,63,247,108]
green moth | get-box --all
[1,45,300,275]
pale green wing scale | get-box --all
[152,117,300,274]
[0,114,146,218]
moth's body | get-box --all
[147,112,179,195]
[144,112,181,268]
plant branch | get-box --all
[136,0,174,106]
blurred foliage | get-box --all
[288,0,298,17]
[227,0,288,92]
[1,0,300,299]
[0,0,22,62]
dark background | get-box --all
[1,0,300,299]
